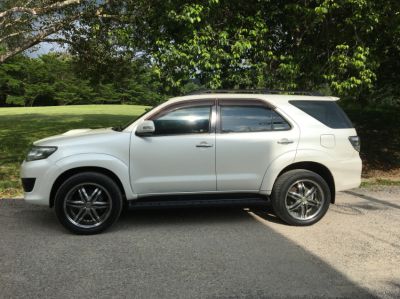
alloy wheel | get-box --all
[63,183,113,229]
[284,179,325,221]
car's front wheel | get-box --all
[54,172,123,234]
[271,169,331,226]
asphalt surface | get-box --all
[1,187,399,298]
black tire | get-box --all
[54,172,123,234]
[271,169,331,226]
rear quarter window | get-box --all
[289,100,353,129]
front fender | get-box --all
[55,153,136,199]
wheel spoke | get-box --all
[305,187,316,198]
[91,201,109,209]
[90,208,101,222]
[89,188,102,202]
[86,209,98,223]
[288,200,302,211]
[74,208,86,223]
[297,182,307,196]
[306,200,319,207]
[78,187,90,202]
[307,193,321,205]
[288,191,302,201]
[66,200,85,208]
[300,204,307,218]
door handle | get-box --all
[277,138,294,144]
[196,142,213,148]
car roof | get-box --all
[168,93,339,107]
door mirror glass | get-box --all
[136,120,155,136]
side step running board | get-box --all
[128,197,269,210]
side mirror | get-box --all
[135,120,155,136]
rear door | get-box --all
[215,99,300,191]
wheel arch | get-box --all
[50,166,126,208]
[276,162,336,203]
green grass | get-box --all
[0,105,147,197]
[360,179,400,188]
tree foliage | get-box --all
[0,53,164,106]
[1,0,400,104]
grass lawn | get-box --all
[0,105,147,197]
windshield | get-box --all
[112,106,157,131]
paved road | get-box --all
[1,187,399,298]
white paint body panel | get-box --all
[130,133,216,194]
[21,128,135,205]
[216,129,299,191]
[21,93,362,206]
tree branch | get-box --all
[0,0,81,19]
[0,0,111,62]
[0,15,80,63]
[0,30,29,43]
[43,38,72,44]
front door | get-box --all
[130,100,216,195]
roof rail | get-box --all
[186,89,323,96]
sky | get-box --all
[25,42,67,58]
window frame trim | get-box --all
[216,98,292,134]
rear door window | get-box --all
[289,100,353,128]
[219,101,290,132]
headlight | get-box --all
[26,146,57,162]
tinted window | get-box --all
[272,112,291,130]
[289,100,353,129]
[220,106,290,133]
[153,106,211,135]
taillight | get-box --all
[348,136,360,152]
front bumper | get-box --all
[21,178,36,192]
[20,159,60,206]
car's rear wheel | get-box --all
[271,169,331,226]
[54,172,123,234]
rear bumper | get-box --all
[330,156,362,191]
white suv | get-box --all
[21,90,362,234]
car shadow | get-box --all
[117,206,281,227]
[2,199,378,298]
[344,190,400,209]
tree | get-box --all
[1,1,400,104]
[0,53,165,106]
[62,0,400,102]
[0,0,110,63]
